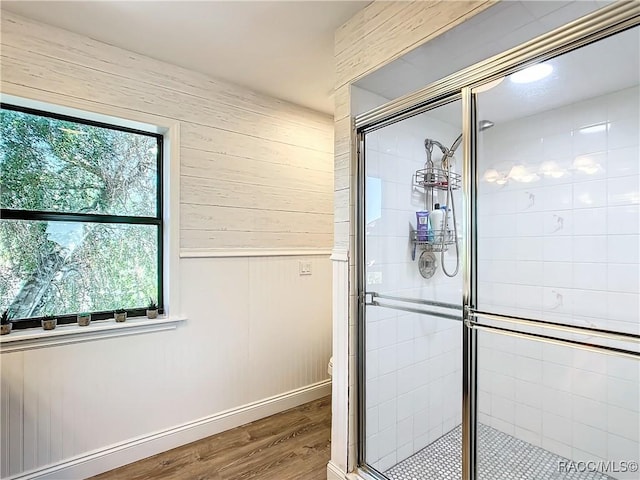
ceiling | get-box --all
[355,0,626,125]
[1,1,370,115]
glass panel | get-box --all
[477,329,640,480]
[0,220,158,317]
[362,100,464,477]
[0,107,159,217]
[475,25,640,334]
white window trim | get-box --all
[0,315,186,353]
[0,92,184,351]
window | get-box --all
[0,104,163,329]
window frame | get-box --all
[1,102,165,329]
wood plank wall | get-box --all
[0,12,334,252]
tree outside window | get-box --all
[0,104,163,328]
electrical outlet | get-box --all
[299,261,312,275]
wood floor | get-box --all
[90,395,331,480]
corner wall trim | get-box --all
[331,249,349,262]
[180,249,332,258]
[327,460,349,480]
[8,380,332,480]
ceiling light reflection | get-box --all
[579,122,609,134]
[573,155,603,175]
[508,164,540,183]
[539,161,566,178]
[511,63,553,84]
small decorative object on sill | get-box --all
[146,298,158,319]
[42,315,57,330]
[1,309,12,335]
[77,312,91,327]
[114,309,127,323]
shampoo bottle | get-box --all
[429,203,444,243]
[416,211,430,241]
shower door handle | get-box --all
[365,292,463,321]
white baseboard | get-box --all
[327,460,348,480]
[10,380,331,480]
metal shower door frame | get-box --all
[354,3,640,480]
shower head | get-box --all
[424,138,448,155]
[479,120,495,131]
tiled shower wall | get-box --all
[476,85,639,478]
[364,111,463,472]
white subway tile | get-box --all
[396,416,413,451]
[607,434,640,473]
[492,395,515,424]
[516,211,546,237]
[608,116,640,150]
[544,237,573,262]
[607,86,640,123]
[573,263,608,291]
[573,236,608,263]
[572,422,607,459]
[515,260,544,285]
[544,262,573,288]
[607,146,640,178]
[573,129,607,156]
[542,438,573,459]
[571,395,607,431]
[607,235,640,264]
[608,376,640,411]
[571,289,607,320]
[606,355,640,382]
[607,205,640,234]
[366,433,380,463]
[573,179,608,209]
[543,132,573,159]
[544,210,573,236]
[573,207,607,235]
[378,399,397,432]
[573,97,608,131]
[543,411,572,444]
[367,406,380,436]
[608,405,639,443]
[608,263,640,294]
[540,184,574,211]
[515,379,543,408]
[516,404,542,433]
[377,449,397,472]
[608,176,640,207]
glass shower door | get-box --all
[359,99,465,478]
[471,24,640,480]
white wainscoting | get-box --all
[1,255,333,478]
[7,381,330,480]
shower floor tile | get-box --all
[384,424,616,480]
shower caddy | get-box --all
[410,165,460,261]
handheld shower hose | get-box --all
[440,134,462,278]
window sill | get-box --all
[0,315,186,353]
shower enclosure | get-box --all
[356,3,640,480]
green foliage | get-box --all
[0,108,160,319]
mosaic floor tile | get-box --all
[385,424,616,480]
